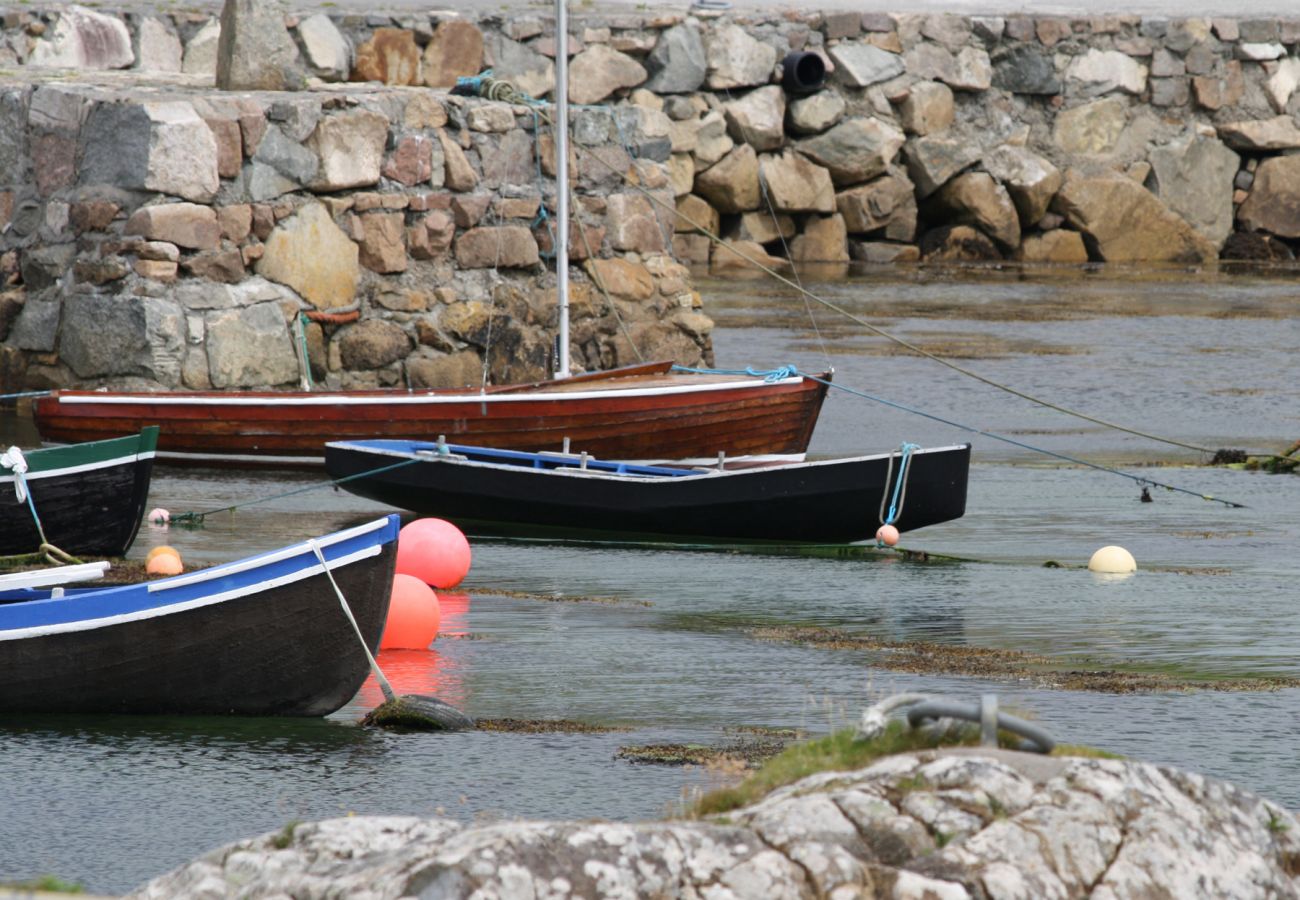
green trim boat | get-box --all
[1,427,159,558]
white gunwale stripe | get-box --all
[0,451,153,485]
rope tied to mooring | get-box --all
[879,442,920,528]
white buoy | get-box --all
[1088,545,1136,574]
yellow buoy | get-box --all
[1088,545,1136,574]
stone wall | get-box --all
[5,5,1300,389]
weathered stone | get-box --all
[32,133,76,197]
[338,318,411,371]
[712,238,788,273]
[182,247,246,283]
[836,169,918,240]
[1065,49,1148,96]
[205,116,243,179]
[899,81,954,135]
[1237,155,1300,238]
[1192,60,1245,110]
[799,117,905,187]
[73,255,129,286]
[1217,116,1300,151]
[904,135,981,197]
[467,105,514,134]
[1053,97,1127,156]
[1016,229,1089,262]
[760,150,834,213]
[693,111,734,167]
[1238,42,1284,61]
[69,199,119,234]
[455,226,540,269]
[991,44,1061,94]
[827,42,905,87]
[351,27,420,85]
[206,301,298,388]
[216,0,307,91]
[484,33,554,100]
[0,89,28,185]
[643,23,706,93]
[1148,135,1239,247]
[59,294,182,383]
[694,144,760,214]
[382,135,434,186]
[256,202,359,309]
[787,90,845,135]
[920,223,1002,260]
[125,203,221,250]
[439,129,479,192]
[1053,170,1217,262]
[29,6,134,69]
[81,101,219,203]
[298,14,351,82]
[928,172,1021,249]
[8,296,62,351]
[1150,77,1191,107]
[137,17,183,73]
[723,86,785,152]
[731,210,795,244]
[790,213,850,267]
[983,145,1063,227]
[850,241,921,263]
[480,129,535,190]
[673,194,718,235]
[585,257,654,300]
[422,20,483,88]
[569,45,647,105]
[356,212,407,273]
[408,211,455,260]
[705,25,777,90]
[182,18,221,76]
[306,109,389,190]
[450,194,491,229]
[134,241,181,262]
[406,350,483,388]
[404,94,448,130]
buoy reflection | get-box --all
[356,593,472,710]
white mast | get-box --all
[554,0,572,379]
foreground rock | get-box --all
[130,749,1300,899]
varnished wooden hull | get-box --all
[0,427,157,557]
[0,516,399,717]
[32,363,829,466]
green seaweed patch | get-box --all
[1,875,85,893]
[475,718,630,734]
[748,625,1300,694]
[619,732,793,768]
[270,820,300,850]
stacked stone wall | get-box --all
[4,5,1300,390]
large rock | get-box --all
[135,751,1300,900]
[568,45,647,105]
[29,6,134,70]
[306,109,389,190]
[904,135,981,197]
[124,203,220,250]
[1065,48,1148,96]
[1052,170,1218,262]
[759,150,834,213]
[59,295,182,383]
[422,20,483,88]
[787,90,845,136]
[605,193,667,253]
[206,302,299,388]
[692,111,733,167]
[983,144,1062,227]
[1148,135,1239,247]
[723,86,785,152]
[790,213,849,266]
[1217,116,1300,151]
[339,319,412,370]
[694,144,760,214]
[927,171,1020,249]
[992,44,1061,94]
[704,25,776,90]
[798,117,905,187]
[643,24,706,94]
[1237,155,1300,238]
[351,28,420,86]
[215,0,306,91]
[0,89,28,185]
[1016,229,1089,263]
[1053,97,1127,156]
[454,225,540,269]
[81,101,219,203]
[836,169,918,240]
[136,18,183,73]
[899,81,954,135]
[256,202,360,309]
[827,42,905,87]
[182,19,221,76]
[297,14,351,82]
[484,34,554,100]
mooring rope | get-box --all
[0,390,52,402]
[879,442,920,526]
[674,364,1247,508]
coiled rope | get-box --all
[879,442,919,527]
[673,364,1247,508]
[1,446,83,564]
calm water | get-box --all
[2,269,1298,895]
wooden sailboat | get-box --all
[32,16,828,467]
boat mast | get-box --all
[554,0,572,379]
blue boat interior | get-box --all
[352,440,704,478]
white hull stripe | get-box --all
[0,451,154,485]
[0,544,381,641]
[52,377,803,408]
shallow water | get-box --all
[1,268,1298,895]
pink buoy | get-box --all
[395,518,472,588]
[148,508,170,525]
[876,524,900,547]
[381,574,442,650]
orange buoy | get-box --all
[395,518,472,588]
[145,548,183,576]
[876,524,900,547]
[381,574,442,650]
